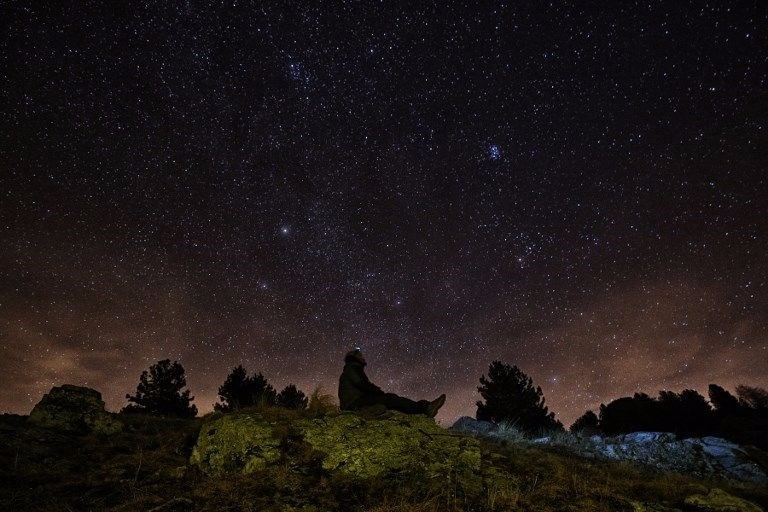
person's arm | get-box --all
[349,365,384,395]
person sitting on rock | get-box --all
[338,348,446,417]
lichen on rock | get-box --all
[298,412,481,479]
[190,413,281,475]
[189,409,484,494]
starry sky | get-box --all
[1,2,767,426]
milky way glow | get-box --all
[1,3,766,426]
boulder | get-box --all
[191,410,482,492]
[28,384,122,435]
[683,488,763,512]
[449,416,497,435]
[190,413,281,474]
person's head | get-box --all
[344,348,366,365]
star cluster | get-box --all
[1,2,766,425]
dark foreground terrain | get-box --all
[1,409,767,512]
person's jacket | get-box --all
[338,359,384,410]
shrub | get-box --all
[276,384,309,410]
[215,365,277,412]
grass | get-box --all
[1,410,766,512]
[483,441,768,511]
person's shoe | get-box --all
[426,394,446,417]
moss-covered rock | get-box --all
[190,413,281,475]
[298,412,480,478]
[683,488,763,512]
[28,384,122,435]
[189,410,483,493]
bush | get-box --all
[276,384,308,410]
[307,386,338,417]
[215,365,277,412]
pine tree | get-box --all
[708,384,742,414]
[570,410,599,433]
[276,384,308,410]
[215,366,276,412]
[123,359,197,417]
[475,361,562,434]
[214,365,250,412]
[736,385,768,410]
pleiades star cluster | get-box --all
[1,2,766,425]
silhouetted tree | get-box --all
[708,384,742,415]
[476,361,562,434]
[598,393,657,434]
[677,389,712,431]
[276,384,308,410]
[657,389,712,435]
[597,384,768,450]
[706,384,768,450]
[598,390,712,436]
[215,366,276,412]
[736,385,768,410]
[214,365,249,412]
[123,359,197,417]
[570,410,599,433]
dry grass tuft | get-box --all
[307,385,339,417]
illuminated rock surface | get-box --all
[191,410,482,486]
[2,403,767,511]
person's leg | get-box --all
[378,393,429,414]
[355,392,428,414]
[356,392,449,416]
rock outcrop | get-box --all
[450,417,768,483]
[28,384,122,435]
[588,432,767,483]
[191,410,484,492]
[190,413,282,474]
[451,415,497,435]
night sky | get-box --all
[2,2,767,426]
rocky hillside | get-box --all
[452,417,768,483]
[1,385,767,512]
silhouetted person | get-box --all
[338,349,446,417]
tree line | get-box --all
[121,359,308,418]
[120,358,767,450]
[570,384,768,449]
[474,360,767,449]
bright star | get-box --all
[489,144,501,160]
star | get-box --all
[0,1,764,432]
